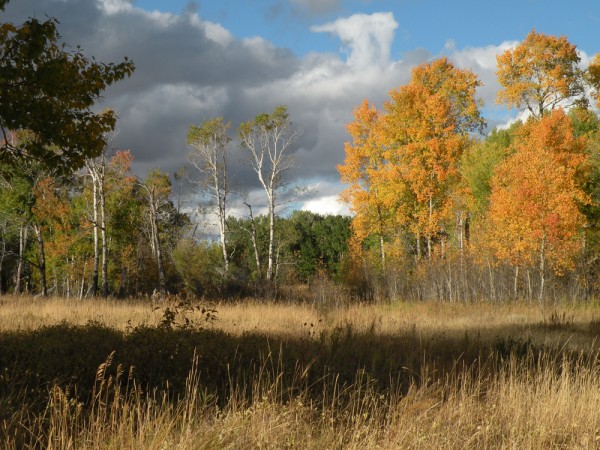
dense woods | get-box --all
[2,15,600,303]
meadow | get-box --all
[2,295,600,448]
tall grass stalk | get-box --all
[4,296,600,448]
[3,348,600,449]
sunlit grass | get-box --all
[3,295,600,448]
[2,294,599,350]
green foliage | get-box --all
[460,122,521,217]
[569,107,600,138]
[461,141,507,216]
[239,105,290,138]
[226,211,351,287]
[227,214,270,281]
[187,117,231,149]
[287,211,351,281]
[172,239,224,296]
[0,3,134,173]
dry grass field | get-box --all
[2,294,600,448]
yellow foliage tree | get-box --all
[338,100,396,271]
[339,58,485,273]
[496,30,584,118]
[487,109,588,302]
[383,57,485,258]
[586,53,600,108]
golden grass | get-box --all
[4,295,600,448]
[2,294,599,350]
[7,351,600,449]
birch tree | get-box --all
[238,106,298,285]
[85,150,109,297]
[187,118,231,274]
[138,170,171,296]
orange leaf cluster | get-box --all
[487,109,588,274]
[496,30,584,117]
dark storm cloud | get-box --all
[2,1,514,216]
[4,0,301,182]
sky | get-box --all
[3,0,600,221]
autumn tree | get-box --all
[338,100,394,271]
[239,106,299,286]
[383,57,485,258]
[496,30,585,119]
[487,109,588,302]
[586,53,600,108]
[31,175,78,296]
[187,117,231,275]
[0,1,134,173]
[0,155,58,296]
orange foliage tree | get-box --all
[382,57,485,258]
[496,30,585,118]
[586,53,600,108]
[338,100,395,271]
[31,176,76,296]
[339,58,485,271]
[487,109,588,302]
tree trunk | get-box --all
[487,258,495,301]
[427,195,433,259]
[266,194,275,284]
[100,181,109,297]
[91,177,99,296]
[219,213,229,274]
[33,225,47,297]
[214,170,229,274]
[457,211,465,276]
[149,197,166,295]
[119,266,127,297]
[79,259,86,299]
[513,265,519,299]
[527,269,532,304]
[65,259,71,298]
[14,224,27,294]
[538,238,546,306]
[377,205,386,273]
[246,202,262,287]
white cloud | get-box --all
[97,0,132,15]
[311,12,398,69]
[449,40,517,71]
[202,21,235,47]
[443,40,521,126]
[301,195,350,216]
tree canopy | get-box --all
[0,1,134,173]
[496,30,584,118]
